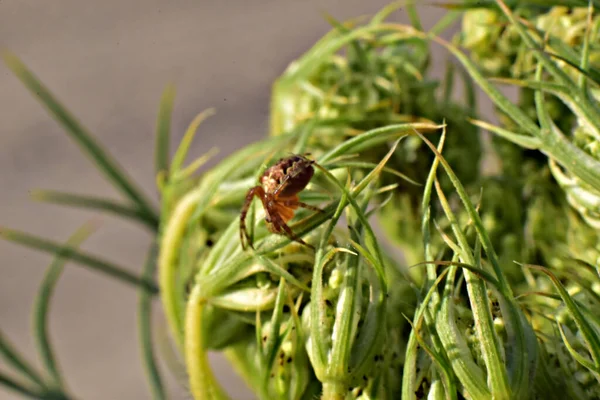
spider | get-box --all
[239,154,323,250]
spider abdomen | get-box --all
[261,155,315,196]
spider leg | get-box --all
[280,198,324,213]
[271,212,315,250]
[240,186,265,250]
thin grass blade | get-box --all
[171,108,217,174]
[0,227,158,294]
[2,52,158,222]
[154,84,176,177]
[138,243,166,400]
[185,284,230,400]
[31,190,158,231]
[0,372,46,400]
[525,263,600,367]
[0,330,47,390]
[33,222,97,391]
[262,279,287,389]
[467,119,541,150]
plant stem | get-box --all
[321,381,346,400]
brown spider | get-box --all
[239,154,323,250]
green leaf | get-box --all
[319,122,441,164]
[0,330,47,390]
[185,285,230,400]
[310,184,350,375]
[556,322,599,373]
[406,316,458,400]
[430,9,461,36]
[494,0,600,139]
[155,84,176,177]
[2,52,158,223]
[0,227,158,294]
[170,108,217,175]
[418,131,538,398]
[33,222,97,391]
[138,243,166,400]
[424,32,539,136]
[254,255,310,293]
[525,263,600,368]
[433,179,510,397]
[370,2,402,24]
[328,234,361,379]
[325,161,421,186]
[468,118,541,150]
[402,125,449,399]
[262,279,287,390]
[30,190,158,231]
[0,372,45,400]
[577,2,594,88]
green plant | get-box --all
[2,1,600,399]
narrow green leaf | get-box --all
[495,0,600,138]
[490,74,600,142]
[155,84,176,177]
[418,131,538,396]
[405,317,457,400]
[319,122,441,164]
[0,330,47,390]
[33,222,96,391]
[424,33,539,136]
[328,231,361,378]
[402,125,449,399]
[262,279,287,389]
[468,118,541,150]
[310,186,350,373]
[279,24,393,83]
[324,13,369,72]
[457,63,477,114]
[412,260,500,288]
[370,2,402,24]
[254,255,310,293]
[171,108,217,174]
[423,126,446,283]
[175,147,219,181]
[494,0,579,89]
[31,190,158,231]
[539,35,600,84]
[0,372,46,400]
[309,247,348,375]
[525,263,600,367]
[556,322,599,373]
[443,59,455,105]
[2,52,158,222]
[439,0,595,9]
[0,227,158,294]
[311,170,388,380]
[429,10,461,35]
[434,180,510,397]
[185,285,230,400]
[351,139,401,195]
[138,243,166,400]
[406,1,423,31]
[534,62,552,133]
[326,161,421,186]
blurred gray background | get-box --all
[0,2,450,399]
